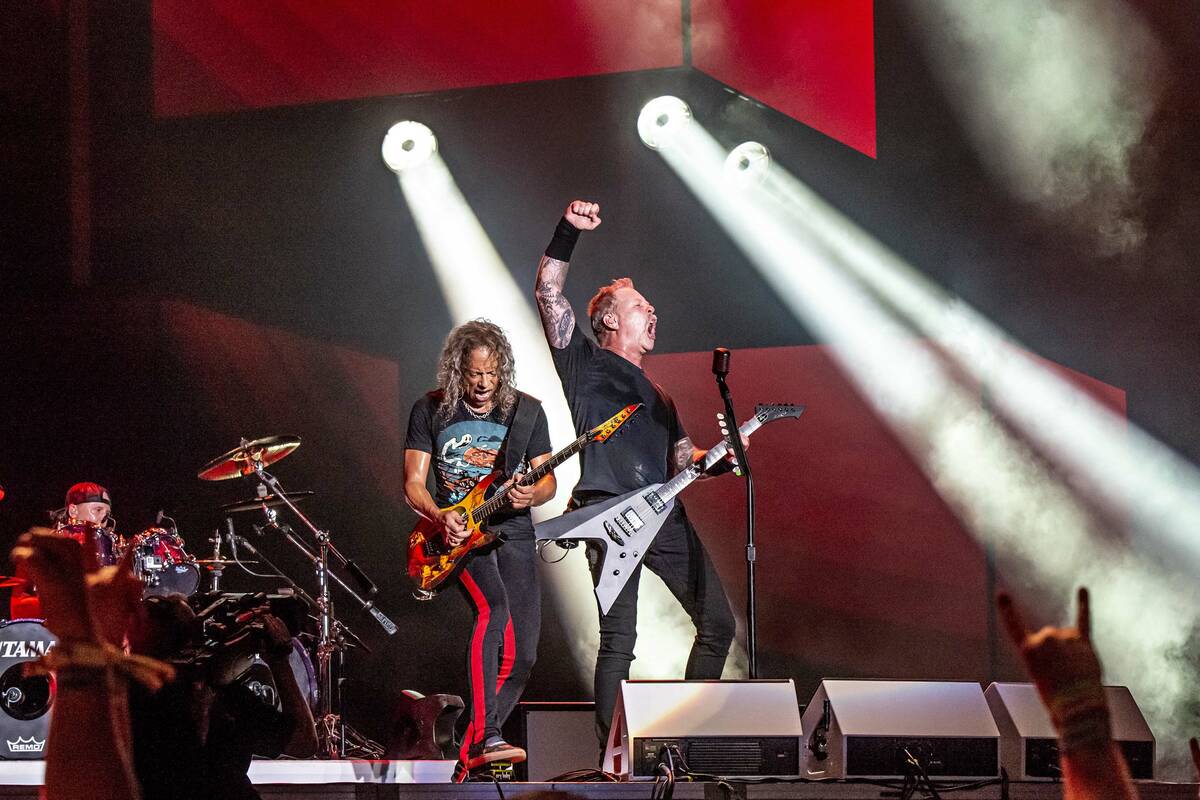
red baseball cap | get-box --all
[65,482,111,506]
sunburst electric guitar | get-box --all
[407,403,642,596]
[534,403,804,614]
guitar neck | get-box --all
[655,415,764,504]
[471,431,590,523]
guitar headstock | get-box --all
[754,403,805,424]
[589,403,643,443]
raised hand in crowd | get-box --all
[10,529,148,800]
[998,587,1135,800]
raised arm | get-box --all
[535,200,601,348]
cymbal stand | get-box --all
[207,528,224,592]
[246,457,396,759]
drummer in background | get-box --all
[11,482,117,618]
[61,481,113,527]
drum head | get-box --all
[142,563,200,598]
[0,620,55,759]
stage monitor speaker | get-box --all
[985,682,1155,780]
[603,679,802,780]
[801,679,1000,779]
[509,701,597,781]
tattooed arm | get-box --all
[535,255,576,348]
[535,200,602,349]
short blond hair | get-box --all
[587,277,635,339]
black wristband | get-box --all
[545,217,581,262]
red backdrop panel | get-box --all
[153,0,683,117]
[691,0,877,158]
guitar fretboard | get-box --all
[469,431,590,524]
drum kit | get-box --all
[0,434,396,761]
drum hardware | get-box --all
[223,531,370,654]
[201,436,396,759]
[220,490,315,515]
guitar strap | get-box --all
[503,391,542,477]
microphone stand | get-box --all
[713,349,758,678]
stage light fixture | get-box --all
[637,96,693,150]
[724,142,771,185]
[381,121,438,173]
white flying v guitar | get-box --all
[535,403,804,613]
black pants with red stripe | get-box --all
[456,535,540,756]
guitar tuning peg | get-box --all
[716,412,725,420]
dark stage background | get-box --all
[3,0,1199,751]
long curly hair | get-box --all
[435,319,518,421]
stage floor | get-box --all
[0,762,1195,800]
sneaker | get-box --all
[463,740,527,770]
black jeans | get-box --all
[456,536,541,756]
[583,500,735,748]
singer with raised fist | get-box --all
[534,199,738,748]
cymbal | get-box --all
[0,576,28,589]
[220,491,314,514]
[198,435,301,481]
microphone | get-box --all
[234,535,259,556]
[156,509,164,527]
[225,517,237,544]
[712,347,730,378]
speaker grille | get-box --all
[845,736,998,777]
[635,736,799,777]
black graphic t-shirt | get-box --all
[405,391,552,539]
[551,323,687,499]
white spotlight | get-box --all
[724,141,771,185]
[381,121,437,173]
[637,96,693,150]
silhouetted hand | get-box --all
[11,529,95,643]
[998,587,1102,707]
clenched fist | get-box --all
[564,200,601,231]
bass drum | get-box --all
[131,528,200,597]
[0,620,55,760]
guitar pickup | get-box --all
[615,508,643,538]
[602,520,626,546]
[644,491,666,514]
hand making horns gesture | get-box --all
[997,587,1105,716]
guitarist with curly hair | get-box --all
[403,319,556,773]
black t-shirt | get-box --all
[405,391,552,539]
[551,323,687,499]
